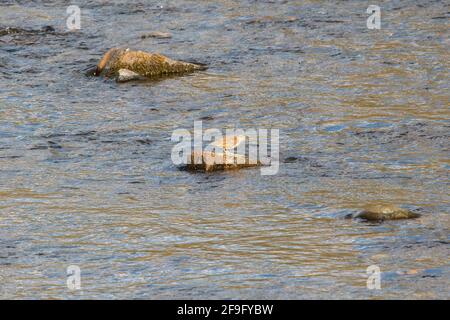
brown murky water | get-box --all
[0,1,449,299]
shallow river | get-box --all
[0,0,449,299]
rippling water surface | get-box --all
[0,1,449,299]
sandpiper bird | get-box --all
[94,48,206,81]
[187,135,257,172]
[211,135,246,156]
[212,135,246,150]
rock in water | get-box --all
[94,48,206,80]
[116,69,144,82]
[354,205,420,221]
[141,31,172,39]
[184,151,260,172]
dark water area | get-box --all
[0,1,449,299]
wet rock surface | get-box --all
[94,48,207,80]
[350,205,421,221]
[140,31,172,39]
[183,151,261,172]
[0,26,55,37]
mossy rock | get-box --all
[352,205,421,221]
[94,48,206,81]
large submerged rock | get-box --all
[352,204,421,221]
[94,48,206,81]
[184,150,261,172]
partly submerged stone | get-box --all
[352,205,420,221]
[0,26,56,37]
[141,31,172,39]
[94,48,206,81]
[184,151,260,172]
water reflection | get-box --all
[0,1,448,299]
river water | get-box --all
[0,0,449,299]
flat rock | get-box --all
[141,31,172,39]
[184,151,260,172]
[353,204,420,221]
